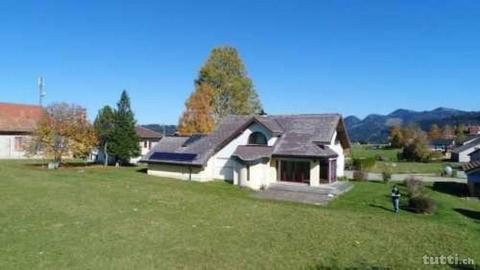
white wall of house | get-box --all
[207,122,276,180]
[457,147,480,163]
[0,135,29,159]
[130,139,160,164]
[329,131,345,177]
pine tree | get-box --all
[178,83,215,136]
[109,90,140,165]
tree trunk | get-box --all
[104,142,108,167]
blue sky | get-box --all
[1,0,479,124]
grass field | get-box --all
[0,160,479,269]
[351,145,460,174]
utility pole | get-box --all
[38,76,46,106]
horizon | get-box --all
[1,1,479,124]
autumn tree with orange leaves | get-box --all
[178,83,215,136]
[28,103,97,165]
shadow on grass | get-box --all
[432,182,469,197]
[369,203,394,213]
[25,161,97,168]
[454,208,480,222]
[137,168,148,174]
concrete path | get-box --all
[252,181,353,205]
[344,170,467,183]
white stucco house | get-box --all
[141,114,350,190]
[451,136,480,163]
[0,103,43,159]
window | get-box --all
[148,141,152,149]
[247,165,250,181]
[280,160,310,183]
[14,137,24,151]
[248,132,267,145]
[143,141,148,148]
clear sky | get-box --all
[1,0,479,124]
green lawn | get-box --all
[351,145,460,174]
[1,161,479,269]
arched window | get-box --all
[248,132,268,145]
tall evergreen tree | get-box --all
[178,46,263,133]
[109,90,140,165]
[94,105,115,166]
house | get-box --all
[469,148,480,162]
[0,103,43,159]
[130,126,163,163]
[463,161,480,196]
[466,125,480,135]
[95,126,163,164]
[141,114,350,190]
[428,138,455,153]
[451,136,480,162]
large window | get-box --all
[280,160,310,183]
[248,132,267,145]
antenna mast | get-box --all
[38,77,46,106]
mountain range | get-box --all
[345,107,480,143]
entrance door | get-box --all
[329,159,337,183]
[280,160,310,183]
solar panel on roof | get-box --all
[150,152,197,162]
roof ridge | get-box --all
[0,102,42,108]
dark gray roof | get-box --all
[143,114,349,166]
[468,148,480,156]
[232,145,274,162]
[463,160,480,173]
[135,126,163,139]
[451,137,480,154]
[428,138,455,145]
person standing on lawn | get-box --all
[391,186,401,213]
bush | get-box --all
[353,170,368,181]
[352,157,376,171]
[408,196,436,214]
[404,177,426,198]
[382,170,392,183]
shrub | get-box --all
[382,170,392,183]
[352,157,376,171]
[353,170,368,181]
[408,196,436,214]
[404,177,426,198]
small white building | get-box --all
[0,103,43,159]
[130,126,163,163]
[141,114,350,190]
[451,136,480,163]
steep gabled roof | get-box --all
[143,114,350,166]
[463,161,480,173]
[452,137,480,154]
[0,103,43,133]
[135,126,163,139]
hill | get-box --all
[346,107,480,143]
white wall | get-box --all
[329,131,345,177]
[208,122,276,180]
[0,135,30,159]
[459,147,480,163]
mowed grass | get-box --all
[0,161,479,269]
[351,145,460,174]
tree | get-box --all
[441,125,454,139]
[178,83,215,136]
[428,124,441,140]
[29,103,97,165]
[178,46,263,131]
[455,124,466,142]
[94,105,115,166]
[389,126,404,148]
[108,90,140,165]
